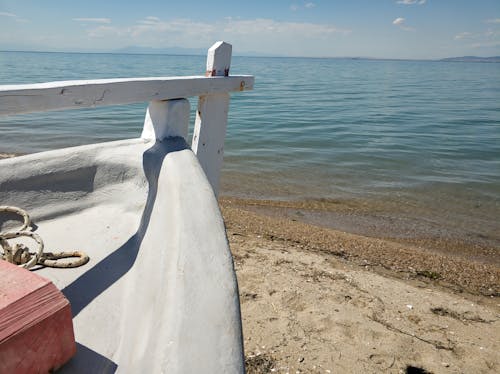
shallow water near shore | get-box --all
[1,51,499,249]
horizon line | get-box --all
[1,49,499,62]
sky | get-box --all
[0,0,499,59]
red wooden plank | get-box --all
[0,260,76,373]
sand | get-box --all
[220,199,500,373]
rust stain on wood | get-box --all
[205,68,230,77]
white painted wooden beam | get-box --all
[192,41,233,195]
[192,93,230,194]
[141,99,190,142]
[0,75,253,116]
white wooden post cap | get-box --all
[206,41,232,77]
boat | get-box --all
[0,41,254,373]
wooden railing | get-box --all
[0,41,254,194]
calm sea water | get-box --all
[0,51,499,239]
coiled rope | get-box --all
[0,206,89,269]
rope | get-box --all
[0,206,89,269]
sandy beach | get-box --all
[220,198,500,373]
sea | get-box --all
[0,51,499,249]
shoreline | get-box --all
[219,197,499,297]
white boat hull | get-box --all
[0,138,244,373]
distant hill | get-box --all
[2,45,500,62]
[115,46,206,55]
[113,46,275,57]
[110,51,500,62]
[440,56,500,63]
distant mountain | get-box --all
[3,44,500,62]
[114,46,207,55]
[440,56,500,63]
[113,46,279,57]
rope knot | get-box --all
[0,206,89,269]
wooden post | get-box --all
[141,99,190,142]
[192,41,232,195]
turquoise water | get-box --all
[0,51,499,239]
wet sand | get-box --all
[220,197,499,296]
[220,198,500,373]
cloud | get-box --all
[396,0,426,4]
[455,30,500,40]
[87,25,126,38]
[87,17,349,38]
[470,40,500,49]
[137,17,160,25]
[393,17,405,25]
[0,11,29,22]
[290,2,316,11]
[454,32,472,40]
[223,18,348,36]
[392,17,415,31]
[83,16,350,55]
[126,18,217,40]
[73,18,111,24]
[454,29,500,50]
[0,11,16,17]
[483,29,500,38]
[485,18,500,24]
